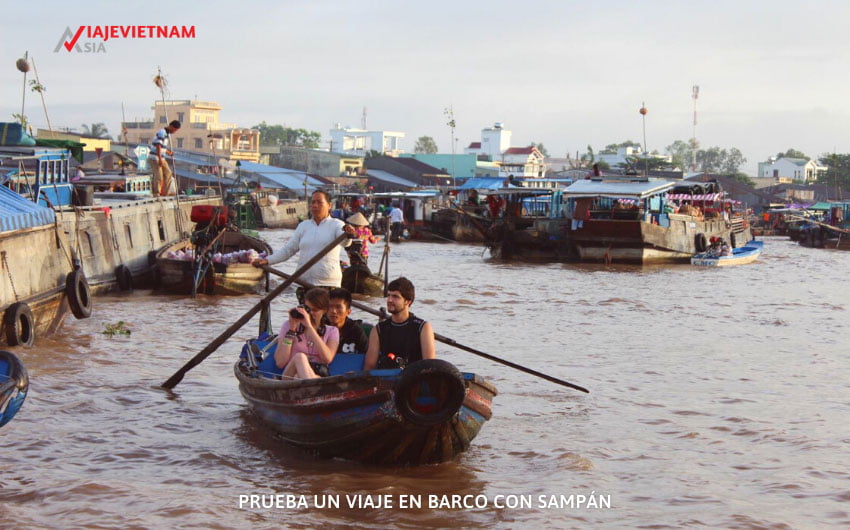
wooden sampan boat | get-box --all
[0,350,28,428]
[235,336,497,466]
[155,231,272,295]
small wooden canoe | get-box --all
[691,240,763,266]
[0,350,28,428]
[155,231,272,295]
[235,336,497,466]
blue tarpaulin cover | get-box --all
[0,184,55,233]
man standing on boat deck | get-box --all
[364,277,436,369]
[253,190,355,301]
[150,120,181,197]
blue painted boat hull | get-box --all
[0,351,28,427]
[234,350,496,466]
[691,240,763,266]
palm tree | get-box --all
[81,122,112,139]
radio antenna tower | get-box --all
[691,85,699,172]
[361,106,367,129]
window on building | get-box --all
[176,138,183,148]
[195,138,203,149]
[140,137,150,145]
[160,116,167,124]
[177,112,184,122]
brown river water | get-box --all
[1,232,848,529]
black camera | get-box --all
[289,307,304,319]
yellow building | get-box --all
[122,100,260,163]
[36,129,111,152]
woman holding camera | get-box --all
[274,288,339,379]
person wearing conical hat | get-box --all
[346,212,378,263]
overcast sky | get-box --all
[3,1,849,174]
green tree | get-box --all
[529,142,550,157]
[12,113,28,129]
[81,122,111,139]
[602,140,641,153]
[254,122,321,148]
[817,153,850,191]
[413,136,438,154]
[694,146,746,175]
[776,148,808,160]
[666,139,699,170]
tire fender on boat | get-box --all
[695,233,708,252]
[115,264,133,291]
[147,250,158,266]
[394,359,466,427]
[3,302,35,347]
[65,269,92,319]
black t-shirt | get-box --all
[337,317,369,354]
[376,313,426,364]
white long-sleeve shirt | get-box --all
[267,216,350,287]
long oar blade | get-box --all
[263,265,589,393]
[161,232,349,390]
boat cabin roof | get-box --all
[563,179,675,199]
[372,190,442,199]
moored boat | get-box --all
[0,350,28,427]
[691,240,763,266]
[235,336,497,466]
[156,228,271,295]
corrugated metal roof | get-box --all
[366,170,417,188]
[458,177,506,190]
[0,184,55,232]
[563,179,675,199]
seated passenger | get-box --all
[720,239,732,256]
[326,287,369,354]
[364,277,436,370]
[275,288,339,379]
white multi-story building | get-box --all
[329,124,404,157]
[596,146,671,170]
[757,157,826,183]
[465,122,512,161]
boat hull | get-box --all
[258,199,308,229]
[235,360,496,466]
[691,241,763,266]
[156,232,271,295]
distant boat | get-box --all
[0,350,28,427]
[691,240,763,266]
[235,337,497,466]
[155,230,271,295]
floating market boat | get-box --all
[691,240,763,266]
[155,211,272,295]
[235,336,497,466]
[0,350,28,427]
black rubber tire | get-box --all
[115,264,133,291]
[695,233,707,252]
[66,270,92,319]
[394,359,466,427]
[147,250,158,266]
[3,302,35,347]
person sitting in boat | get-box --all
[707,236,721,257]
[326,288,369,355]
[719,238,732,256]
[346,212,378,263]
[364,277,436,370]
[275,288,339,379]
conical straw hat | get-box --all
[346,212,370,226]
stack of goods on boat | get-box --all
[155,205,272,296]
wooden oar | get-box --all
[262,266,590,393]
[161,232,349,390]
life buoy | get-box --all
[729,232,737,248]
[3,302,34,347]
[694,233,708,252]
[115,265,133,291]
[65,270,92,319]
[394,359,466,427]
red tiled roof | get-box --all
[468,142,481,148]
[504,146,535,155]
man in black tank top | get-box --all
[364,277,436,370]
